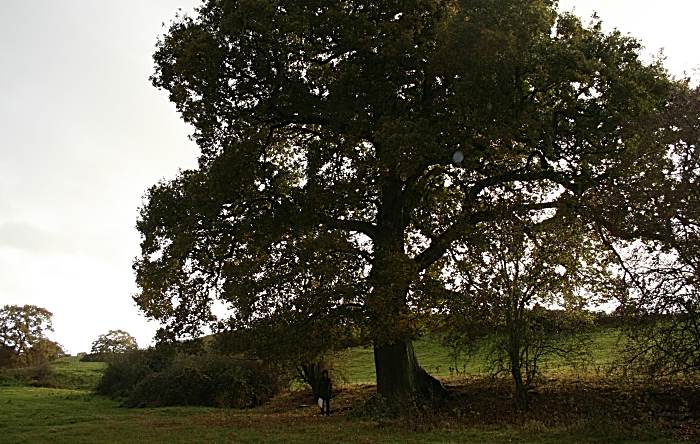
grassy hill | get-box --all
[0,356,105,391]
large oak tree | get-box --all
[136,0,673,406]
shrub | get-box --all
[80,353,114,363]
[95,348,169,400]
[96,348,284,408]
[0,367,30,386]
[26,363,58,388]
[0,363,58,388]
[0,339,63,369]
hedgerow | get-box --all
[96,348,284,408]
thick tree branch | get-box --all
[321,215,378,241]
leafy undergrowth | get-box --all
[253,376,700,443]
[439,376,700,443]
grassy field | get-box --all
[0,331,694,444]
[46,358,107,390]
[0,382,688,444]
[343,336,485,384]
[343,329,622,384]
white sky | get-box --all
[1,1,698,355]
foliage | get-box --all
[23,338,65,366]
[0,304,54,356]
[441,214,605,408]
[96,348,285,408]
[0,304,63,368]
[79,353,111,363]
[212,316,352,400]
[89,329,139,355]
[588,85,700,377]
[136,0,675,406]
[0,363,57,388]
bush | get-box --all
[95,348,171,400]
[80,353,114,363]
[0,367,30,386]
[0,363,58,388]
[96,348,284,408]
[0,339,63,369]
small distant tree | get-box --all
[0,304,61,368]
[91,330,139,354]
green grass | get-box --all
[0,384,683,444]
[343,336,486,384]
[49,356,107,390]
[588,328,625,369]
[343,346,375,384]
[0,356,105,391]
[343,327,622,384]
[0,329,689,444]
[413,336,487,377]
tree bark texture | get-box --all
[374,339,448,408]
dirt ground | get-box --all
[262,375,700,442]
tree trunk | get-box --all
[368,174,449,408]
[374,338,448,408]
[511,363,529,411]
[297,362,323,402]
[508,321,529,411]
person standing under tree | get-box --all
[318,370,332,416]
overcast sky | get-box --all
[1,1,698,355]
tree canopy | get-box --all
[91,330,139,354]
[136,0,677,406]
[0,304,62,368]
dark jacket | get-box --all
[318,376,332,400]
